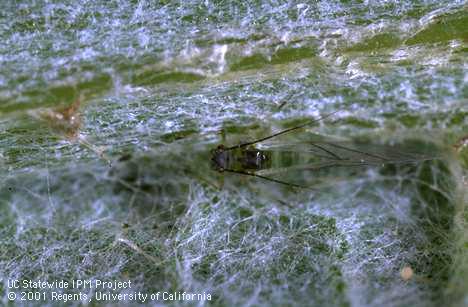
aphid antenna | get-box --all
[224,110,339,151]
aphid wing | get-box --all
[250,141,436,188]
[315,141,434,164]
[254,161,365,177]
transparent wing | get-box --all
[260,139,436,164]
[247,139,439,188]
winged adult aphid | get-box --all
[211,112,436,188]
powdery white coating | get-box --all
[0,1,466,306]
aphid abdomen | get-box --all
[240,150,269,170]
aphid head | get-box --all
[211,145,229,172]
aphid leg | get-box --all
[188,170,222,190]
[222,168,310,190]
[277,100,288,110]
